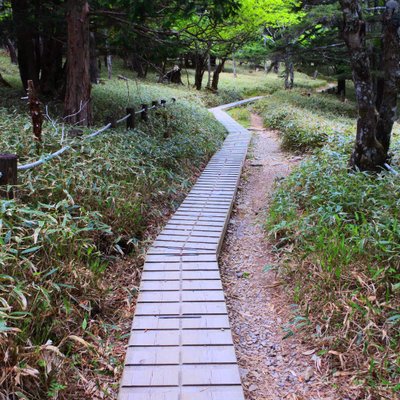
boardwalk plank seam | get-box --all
[118,98,260,400]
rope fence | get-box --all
[0,98,177,198]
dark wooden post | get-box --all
[27,80,43,143]
[141,104,148,122]
[160,100,166,107]
[126,107,135,130]
[105,116,117,128]
[171,97,176,103]
[152,100,158,109]
[0,154,18,199]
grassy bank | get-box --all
[253,86,400,398]
[0,54,227,399]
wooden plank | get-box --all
[119,100,255,400]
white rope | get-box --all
[16,99,177,171]
[18,123,112,170]
[116,114,131,124]
[384,163,399,175]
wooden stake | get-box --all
[126,107,135,130]
[27,80,43,142]
[0,154,17,199]
[141,104,148,122]
[105,116,117,128]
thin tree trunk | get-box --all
[6,39,18,64]
[107,55,112,80]
[89,32,99,84]
[211,59,226,91]
[284,59,294,89]
[337,79,346,98]
[232,52,237,78]
[340,0,387,170]
[11,0,40,90]
[194,52,207,90]
[64,0,92,126]
[206,53,212,89]
[40,36,63,95]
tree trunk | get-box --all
[89,32,99,84]
[40,36,63,95]
[206,53,212,88]
[337,79,346,97]
[232,53,237,78]
[64,0,92,126]
[375,2,400,155]
[284,59,294,89]
[211,59,226,91]
[194,53,207,91]
[11,0,40,90]
[6,39,18,64]
[211,60,225,91]
[375,77,385,110]
[107,55,112,79]
[340,0,389,170]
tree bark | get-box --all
[6,39,18,65]
[375,1,400,155]
[89,32,99,84]
[11,0,40,90]
[284,59,294,89]
[337,79,346,97]
[194,52,207,90]
[211,59,226,91]
[206,53,212,89]
[40,36,63,95]
[64,0,92,126]
[340,0,386,170]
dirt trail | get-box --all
[220,114,333,400]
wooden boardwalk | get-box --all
[119,98,261,400]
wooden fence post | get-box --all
[141,104,148,122]
[171,97,176,103]
[152,100,158,109]
[126,107,135,130]
[160,100,166,107]
[0,154,18,199]
[105,116,117,128]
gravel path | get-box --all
[219,113,333,400]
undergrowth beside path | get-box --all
[253,85,400,398]
[0,54,226,399]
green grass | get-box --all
[227,107,252,128]
[253,81,400,398]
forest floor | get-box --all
[220,114,335,400]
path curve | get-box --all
[118,97,262,400]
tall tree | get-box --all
[340,0,400,170]
[64,0,92,125]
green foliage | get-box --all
[227,107,251,128]
[263,84,400,397]
[253,88,352,152]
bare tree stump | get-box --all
[27,80,43,142]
